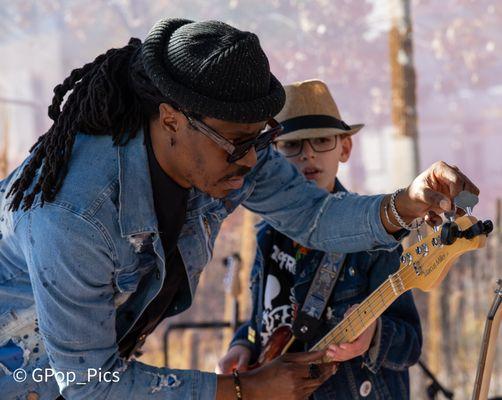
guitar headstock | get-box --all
[399,215,493,292]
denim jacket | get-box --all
[0,129,401,400]
[231,184,422,400]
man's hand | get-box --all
[325,305,378,362]
[216,344,252,374]
[382,161,480,230]
[237,351,337,400]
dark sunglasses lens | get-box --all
[228,126,281,162]
[228,146,250,163]
[255,129,280,151]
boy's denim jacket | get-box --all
[230,183,422,400]
[0,130,402,399]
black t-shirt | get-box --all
[260,237,296,346]
[260,230,321,347]
[118,126,189,358]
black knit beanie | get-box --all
[141,18,285,123]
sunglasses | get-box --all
[182,111,283,163]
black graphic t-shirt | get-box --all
[260,232,316,346]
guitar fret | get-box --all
[368,299,376,318]
[379,285,387,307]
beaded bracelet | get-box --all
[390,188,424,231]
[232,369,243,400]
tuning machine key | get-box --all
[454,190,479,216]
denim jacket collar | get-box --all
[117,127,160,237]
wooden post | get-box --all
[222,209,257,349]
[389,0,420,187]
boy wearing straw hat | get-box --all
[219,80,422,399]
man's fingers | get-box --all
[424,211,442,227]
[300,361,338,381]
[420,187,451,213]
[433,161,480,198]
[282,350,326,364]
[236,361,248,371]
[236,354,250,371]
[216,360,230,374]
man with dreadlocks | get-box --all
[0,18,477,400]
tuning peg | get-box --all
[445,209,456,222]
[454,191,479,214]
[440,221,460,245]
[483,220,494,235]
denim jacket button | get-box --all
[26,392,39,400]
[348,266,356,276]
[359,380,372,397]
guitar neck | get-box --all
[311,273,405,351]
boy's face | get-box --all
[276,134,353,192]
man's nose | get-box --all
[235,146,258,169]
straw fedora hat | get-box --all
[275,79,364,141]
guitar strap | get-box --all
[292,251,346,342]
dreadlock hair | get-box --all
[7,37,173,212]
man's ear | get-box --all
[158,103,180,133]
[339,135,353,163]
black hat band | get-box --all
[281,114,351,134]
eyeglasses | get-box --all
[275,136,339,158]
[182,111,283,163]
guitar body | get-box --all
[249,325,294,369]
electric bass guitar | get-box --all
[254,215,493,366]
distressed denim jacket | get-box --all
[0,129,400,400]
[230,187,422,399]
